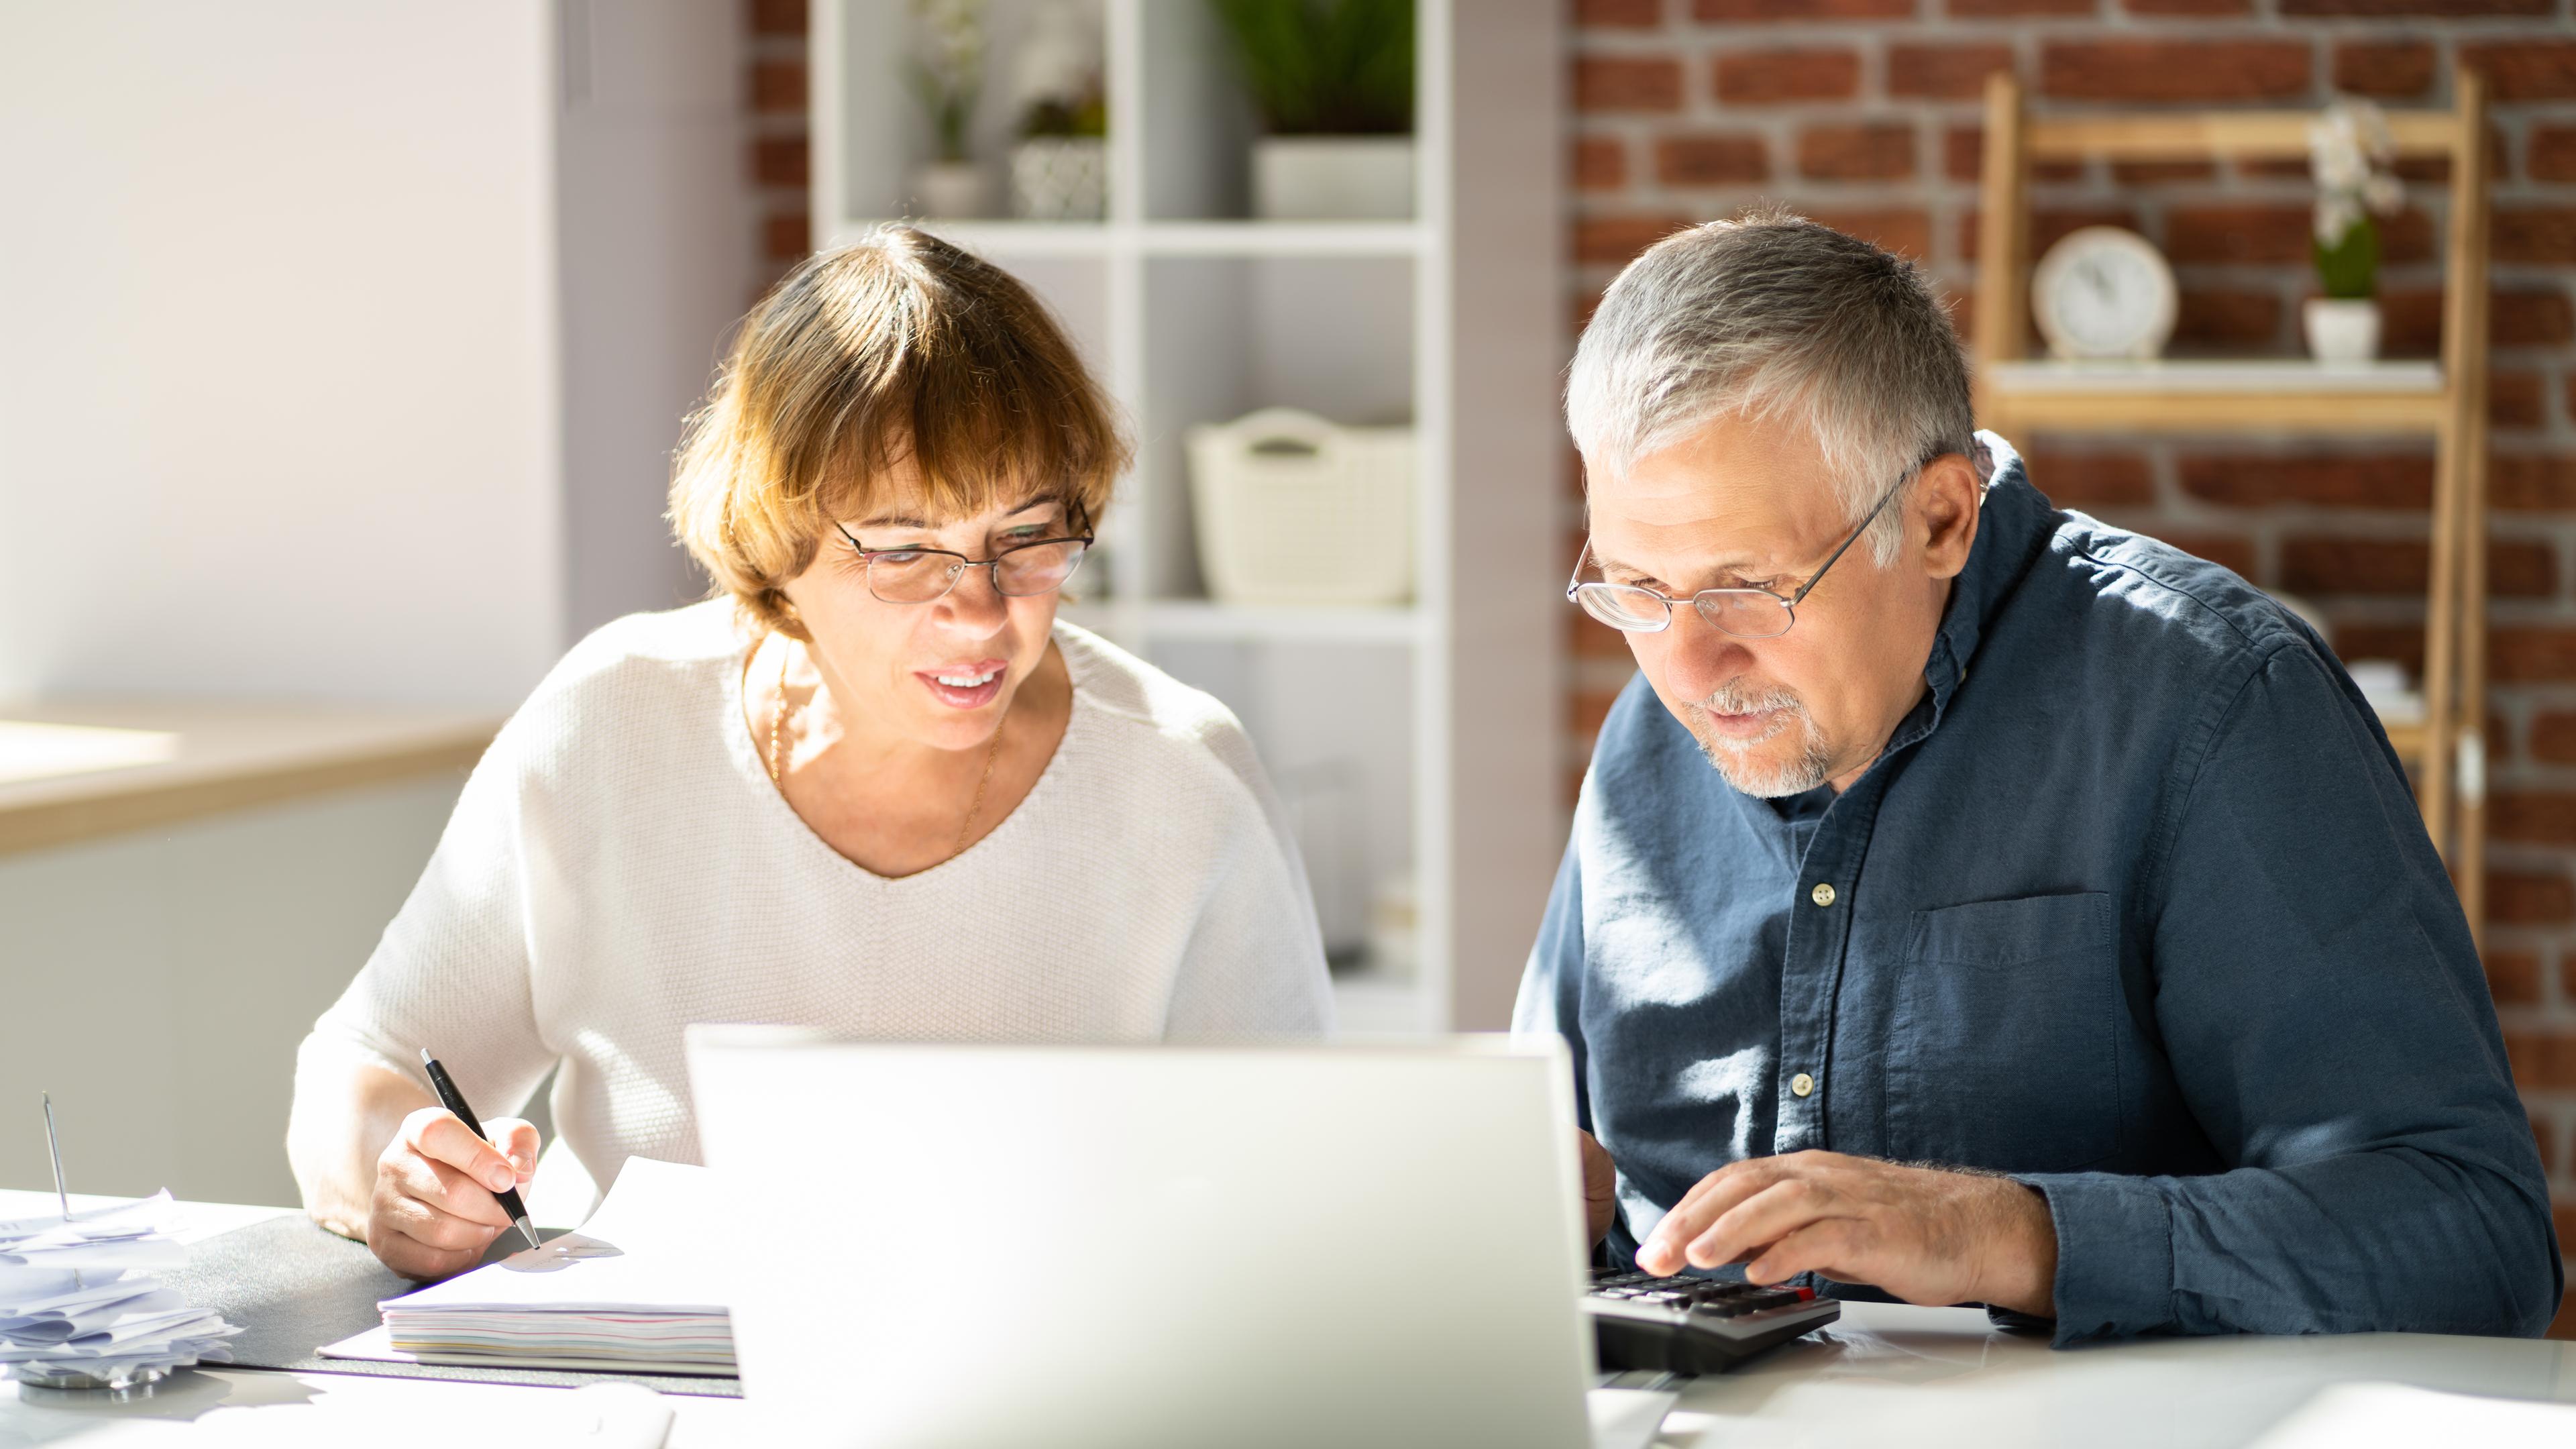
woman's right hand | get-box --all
[367,1106,539,1280]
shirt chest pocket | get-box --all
[1882,892,2122,1173]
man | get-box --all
[1517,211,2561,1343]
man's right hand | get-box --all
[1580,1130,1617,1244]
[367,1106,539,1281]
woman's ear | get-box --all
[1917,452,1983,582]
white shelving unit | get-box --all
[812,0,1563,1031]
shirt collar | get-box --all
[1916,431,2053,729]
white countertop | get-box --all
[4,1191,2569,1447]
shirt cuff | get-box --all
[2014,1171,2176,1346]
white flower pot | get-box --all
[2302,298,2382,366]
[910,161,995,220]
[1252,137,1414,221]
[1010,138,1107,221]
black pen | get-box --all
[419,1048,542,1253]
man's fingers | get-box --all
[1640,1160,1796,1272]
[1686,1177,1836,1269]
[1745,1218,1864,1286]
[402,1108,519,1195]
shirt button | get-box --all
[1810,882,1836,907]
[1791,1073,1816,1097]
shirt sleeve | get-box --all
[293,714,558,1122]
[1512,837,1593,1134]
[1159,728,1335,1038]
[2019,642,2562,1344]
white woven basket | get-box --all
[1184,407,1415,607]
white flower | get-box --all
[2310,98,2402,246]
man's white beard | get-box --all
[1684,679,1833,798]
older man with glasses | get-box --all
[1517,209,2560,1343]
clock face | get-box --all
[2032,228,2178,360]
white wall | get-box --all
[0,3,566,710]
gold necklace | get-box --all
[767,634,1006,862]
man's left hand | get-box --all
[1633,1150,2058,1318]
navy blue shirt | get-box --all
[1515,437,2561,1344]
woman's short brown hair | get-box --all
[669,227,1128,639]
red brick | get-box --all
[1654,134,1770,186]
[2493,454,2576,513]
[2330,621,2423,676]
[2111,160,2216,184]
[747,0,806,36]
[1575,56,1684,112]
[2487,949,2543,1006]
[2379,287,2575,356]
[1887,43,2014,101]
[1693,0,1914,17]
[1574,137,1629,191]
[2287,0,2546,10]
[2494,627,2576,683]
[2278,536,2551,598]
[2493,372,2546,431]
[1949,0,2093,14]
[1805,207,1932,260]
[1572,686,1625,738]
[1570,610,1635,659]
[2530,711,2576,765]
[1799,123,1917,181]
[2159,533,2259,578]
[2123,0,2249,13]
[751,135,807,187]
[2538,1118,2557,1177]
[2333,40,2436,98]
[2039,41,2309,103]
[750,59,806,114]
[2172,290,2283,348]
[2489,869,2576,926]
[2568,377,2576,431]
[2167,204,2432,266]
[2180,453,2434,510]
[2458,41,2576,101]
[1578,0,1666,23]
[1715,48,1860,104]
[1943,125,2085,184]
[2555,1285,2576,1343]
[2532,127,2576,184]
[763,211,810,264]
[2504,1028,2576,1088]
[2494,792,2576,847]
[1958,206,2137,263]
[2496,207,2576,266]
[1576,213,1697,266]
[2027,451,2155,506]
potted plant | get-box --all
[1210,0,1414,221]
[1008,0,1108,221]
[2304,99,2404,366]
[908,0,991,219]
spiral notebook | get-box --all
[317,1158,733,1375]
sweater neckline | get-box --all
[720,623,1091,887]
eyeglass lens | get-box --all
[866,539,1087,603]
[1574,584,1794,639]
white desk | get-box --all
[3,1192,2571,1447]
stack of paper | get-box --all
[0,1191,241,1387]
[325,1157,733,1375]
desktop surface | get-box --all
[4,1189,2572,1448]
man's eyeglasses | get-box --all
[1566,468,1915,640]
[835,515,1095,605]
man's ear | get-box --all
[1915,451,1982,582]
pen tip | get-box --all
[419,1048,435,1067]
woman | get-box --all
[287,228,1333,1279]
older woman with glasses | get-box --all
[286,228,1333,1280]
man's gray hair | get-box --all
[1565,209,1975,565]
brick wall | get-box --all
[747,0,811,297]
[1571,0,2576,1332]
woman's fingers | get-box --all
[402,1106,520,1195]
[385,1148,513,1228]
[486,1118,542,1183]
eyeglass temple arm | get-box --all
[1786,473,1911,608]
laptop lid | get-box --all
[685,1029,1597,1449]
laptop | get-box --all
[684,1028,1599,1449]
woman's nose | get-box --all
[935,562,1011,632]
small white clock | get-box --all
[2031,227,2178,361]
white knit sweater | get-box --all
[299,602,1333,1208]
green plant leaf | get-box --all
[1210,0,1413,136]
[2312,217,2379,301]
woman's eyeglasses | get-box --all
[835,521,1095,605]
[1566,468,1914,640]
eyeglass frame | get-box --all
[834,504,1097,605]
[1565,464,1921,639]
